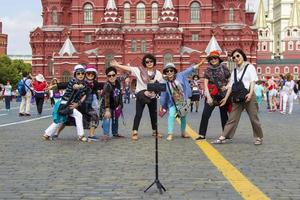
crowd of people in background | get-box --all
[1,48,300,145]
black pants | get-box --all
[199,101,228,136]
[132,98,157,131]
[35,96,44,114]
[4,96,11,109]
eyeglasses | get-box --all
[165,69,174,73]
[86,72,95,76]
[232,54,241,61]
[76,72,85,75]
[107,74,116,78]
[145,60,154,64]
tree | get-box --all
[0,55,32,89]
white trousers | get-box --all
[19,92,31,114]
[45,108,84,137]
[282,93,294,113]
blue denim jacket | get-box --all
[160,65,195,109]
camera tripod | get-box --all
[144,85,166,194]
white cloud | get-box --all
[2,10,42,55]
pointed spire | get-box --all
[106,0,117,10]
[205,36,222,55]
[158,0,178,27]
[59,37,77,56]
[255,0,267,28]
[163,0,174,9]
[288,0,300,27]
[101,0,121,28]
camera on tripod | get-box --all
[147,83,166,92]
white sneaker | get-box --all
[288,111,292,114]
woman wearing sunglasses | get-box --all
[110,54,163,141]
[160,60,204,141]
[212,49,264,145]
[195,51,231,141]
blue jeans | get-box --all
[167,106,186,134]
[102,109,119,136]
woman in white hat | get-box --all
[33,73,47,115]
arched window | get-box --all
[141,40,146,53]
[266,67,271,74]
[287,29,291,36]
[257,67,262,74]
[164,53,173,65]
[152,3,158,24]
[288,41,294,50]
[84,3,93,24]
[284,66,289,73]
[61,71,72,82]
[47,56,54,76]
[294,66,298,74]
[51,9,58,25]
[131,39,137,52]
[124,3,130,24]
[275,67,280,74]
[105,54,114,69]
[190,2,200,23]
[136,3,145,24]
[229,7,234,23]
[296,41,300,50]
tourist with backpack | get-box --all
[212,49,263,145]
[18,72,33,116]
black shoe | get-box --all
[19,113,25,117]
[195,135,206,140]
[25,113,31,116]
[113,134,125,138]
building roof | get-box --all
[59,37,77,56]
[106,0,117,10]
[255,0,267,28]
[163,0,174,9]
[257,59,300,65]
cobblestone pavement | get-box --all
[0,99,299,200]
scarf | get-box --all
[139,66,157,84]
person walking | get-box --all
[281,73,296,115]
[19,72,32,116]
[49,78,61,107]
[33,74,47,115]
[3,80,12,111]
[254,80,264,112]
[212,48,264,145]
[195,51,231,140]
[160,61,203,141]
[110,54,163,141]
[190,75,201,112]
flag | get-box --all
[180,46,201,54]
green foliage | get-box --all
[0,55,32,89]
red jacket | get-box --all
[33,81,47,92]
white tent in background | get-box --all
[180,46,201,54]
[59,37,77,56]
[205,35,222,54]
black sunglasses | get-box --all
[165,69,174,73]
[107,74,116,78]
[86,72,95,75]
[76,72,85,75]
[145,60,153,64]
[232,54,241,60]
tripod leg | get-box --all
[144,181,155,193]
[156,180,166,193]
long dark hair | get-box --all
[231,49,247,61]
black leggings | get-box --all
[132,98,157,131]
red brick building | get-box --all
[0,21,8,55]
[30,0,258,82]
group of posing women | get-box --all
[42,48,264,145]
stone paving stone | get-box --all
[0,101,300,199]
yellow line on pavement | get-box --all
[184,123,270,200]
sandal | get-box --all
[42,134,52,141]
[254,138,263,145]
[152,132,163,138]
[131,131,139,141]
[211,137,227,144]
[78,136,88,142]
[181,133,190,138]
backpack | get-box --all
[231,64,249,103]
[17,79,27,96]
[293,84,298,94]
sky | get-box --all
[0,0,259,55]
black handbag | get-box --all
[231,64,249,103]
